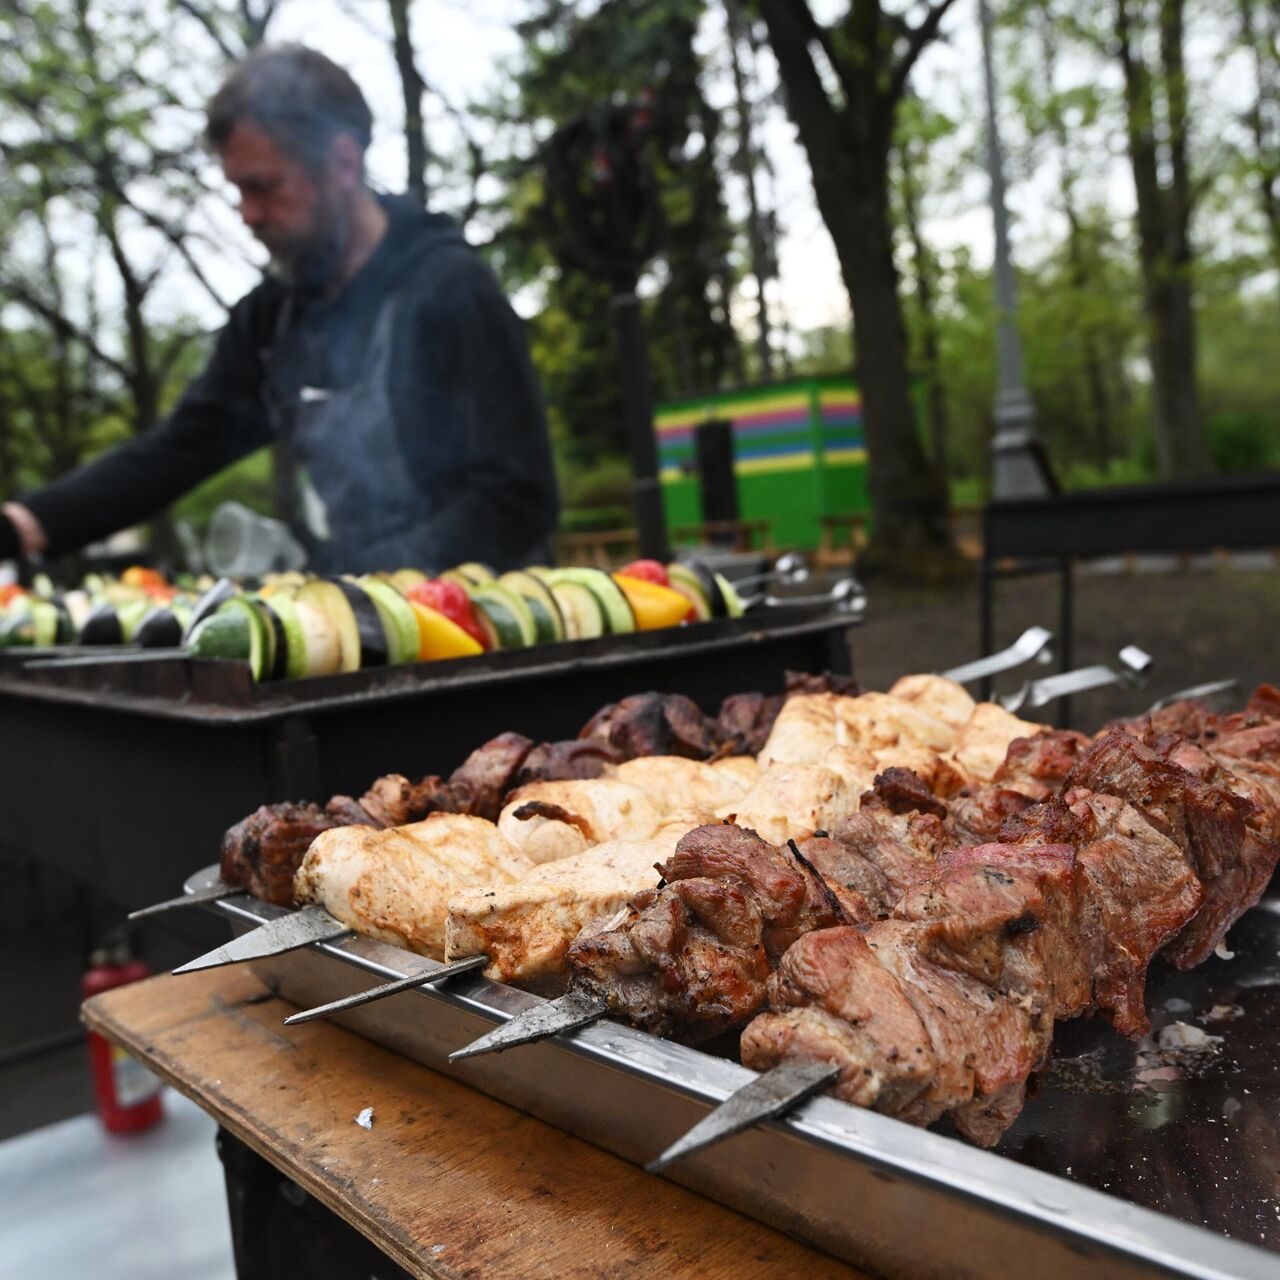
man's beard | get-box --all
[266,197,350,294]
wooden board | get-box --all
[83,969,869,1280]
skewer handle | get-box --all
[282,953,488,1026]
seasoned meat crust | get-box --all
[566,823,848,1040]
[220,803,340,906]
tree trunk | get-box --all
[899,133,950,479]
[1115,0,1210,477]
[1239,0,1280,279]
[758,0,951,568]
[724,0,774,381]
[388,0,429,207]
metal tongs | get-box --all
[1000,645,1153,713]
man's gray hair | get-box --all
[205,45,373,171]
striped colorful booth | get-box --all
[655,376,869,550]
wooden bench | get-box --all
[815,513,869,568]
[672,518,774,553]
[553,527,639,568]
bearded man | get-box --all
[1,45,559,573]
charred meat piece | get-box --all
[220,802,341,907]
[862,766,948,819]
[714,691,784,756]
[946,786,1036,844]
[783,670,859,697]
[742,913,1053,1146]
[829,808,950,898]
[1066,730,1271,969]
[511,739,619,789]
[993,729,1091,800]
[1001,793,1204,1036]
[443,732,536,821]
[897,842,1090,1021]
[580,692,716,761]
[793,836,896,920]
[566,823,848,1040]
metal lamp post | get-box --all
[978,0,1055,498]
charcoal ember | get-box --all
[220,802,339,907]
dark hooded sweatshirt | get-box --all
[21,197,559,574]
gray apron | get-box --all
[268,293,431,574]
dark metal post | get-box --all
[980,553,995,702]
[978,0,1051,499]
[612,291,669,561]
[1058,557,1074,728]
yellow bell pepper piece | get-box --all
[409,601,484,660]
[612,573,695,630]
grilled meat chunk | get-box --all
[1066,730,1273,969]
[714,692,785,756]
[952,704,1046,784]
[742,913,1053,1145]
[993,730,1091,800]
[828,808,950,898]
[580,692,715,760]
[497,779,671,864]
[293,812,533,958]
[511,740,619,789]
[443,732,536,821]
[1001,793,1204,1036]
[946,787,1035,844]
[863,766,949,819]
[716,760,857,845]
[566,823,848,1039]
[220,802,341,906]
[445,837,675,983]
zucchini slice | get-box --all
[183,577,238,641]
[549,580,605,641]
[548,568,635,634]
[453,561,495,586]
[263,592,309,680]
[187,608,261,677]
[665,563,713,622]
[497,571,565,643]
[471,582,536,648]
[359,577,420,665]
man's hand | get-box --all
[0,503,48,559]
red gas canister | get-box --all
[81,943,165,1134]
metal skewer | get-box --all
[282,953,489,1025]
[731,551,810,594]
[128,881,243,921]
[171,904,354,973]
[647,1061,841,1173]
[939,625,1053,685]
[1146,678,1238,713]
[1000,644,1152,714]
[448,989,609,1062]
